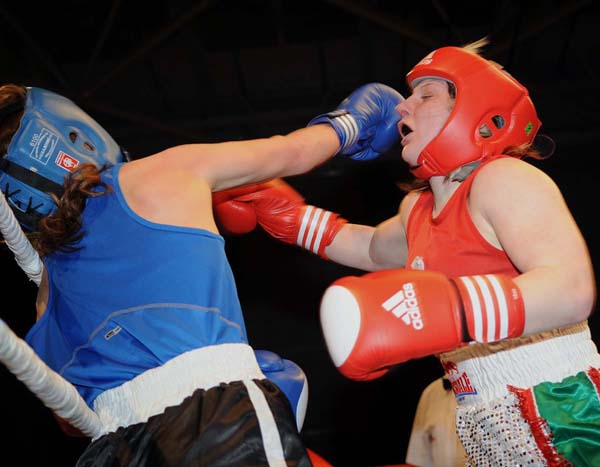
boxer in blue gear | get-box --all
[0,81,402,467]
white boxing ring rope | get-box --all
[0,318,102,437]
[0,192,43,285]
[0,193,103,438]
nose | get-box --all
[396,97,413,118]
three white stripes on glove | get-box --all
[297,206,334,255]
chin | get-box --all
[401,148,416,167]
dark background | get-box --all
[1,1,599,466]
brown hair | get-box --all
[0,84,109,256]
[31,163,109,256]
[0,84,26,151]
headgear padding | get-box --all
[406,46,541,179]
[0,87,127,230]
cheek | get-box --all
[421,108,450,135]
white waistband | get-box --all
[92,343,264,438]
[440,329,600,406]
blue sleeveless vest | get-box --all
[25,163,248,406]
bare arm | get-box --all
[120,125,340,231]
[323,192,416,271]
[471,157,596,334]
[155,125,340,192]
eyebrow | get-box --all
[417,80,445,93]
[417,82,436,93]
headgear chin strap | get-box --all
[0,87,129,230]
[406,46,541,179]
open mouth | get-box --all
[399,123,413,138]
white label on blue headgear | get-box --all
[29,127,58,165]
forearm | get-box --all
[278,125,341,176]
[324,223,403,271]
[515,264,596,335]
[234,126,340,185]
[167,125,340,193]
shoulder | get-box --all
[473,156,554,189]
[118,153,213,225]
[400,189,425,218]
[471,157,561,208]
[468,157,568,246]
[119,152,201,189]
[403,189,424,206]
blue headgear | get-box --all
[0,87,129,231]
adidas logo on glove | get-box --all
[381,283,423,330]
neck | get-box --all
[429,175,461,216]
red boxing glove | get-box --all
[214,179,347,259]
[319,269,524,381]
[213,183,277,235]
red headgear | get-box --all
[406,46,541,179]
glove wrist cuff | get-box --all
[297,205,346,259]
[455,274,525,343]
[308,111,358,154]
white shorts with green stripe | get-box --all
[440,323,600,466]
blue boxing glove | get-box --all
[308,82,404,161]
[255,349,309,431]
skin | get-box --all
[324,78,596,335]
[397,79,454,170]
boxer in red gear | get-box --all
[316,40,600,466]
